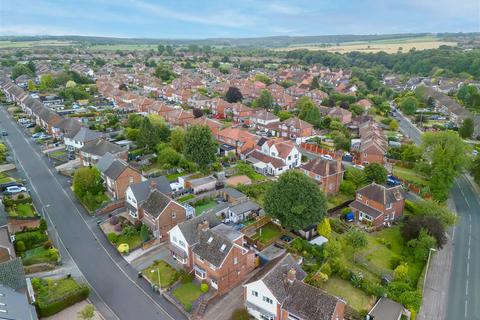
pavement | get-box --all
[0,107,187,320]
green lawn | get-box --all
[116,233,143,250]
[251,222,284,245]
[33,277,88,308]
[393,166,429,187]
[327,192,354,209]
[22,247,57,266]
[172,282,204,308]
[166,172,184,182]
[194,200,218,215]
[177,194,195,203]
[0,172,14,184]
[7,203,37,218]
[321,276,376,312]
[143,260,179,288]
[49,150,66,158]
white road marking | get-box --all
[2,109,177,320]
[458,185,470,208]
[465,300,468,319]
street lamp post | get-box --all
[423,247,437,292]
[151,268,161,291]
[41,204,51,218]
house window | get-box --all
[209,263,217,270]
[366,200,369,205]
[357,194,363,200]
[261,315,273,320]
[386,203,392,209]
[196,254,205,262]
[129,176,133,183]
[172,211,176,219]
[178,240,185,247]
[263,296,273,304]
[233,257,238,265]
[172,236,177,243]
[252,290,258,297]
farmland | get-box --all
[0,40,74,49]
[275,36,457,53]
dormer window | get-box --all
[220,244,226,252]
[207,237,213,244]
[357,194,363,200]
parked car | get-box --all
[1,130,7,136]
[5,186,27,194]
[320,154,333,161]
[32,132,43,139]
[353,164,365,170]
[387,175,402,186]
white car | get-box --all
[5,186,27,194]
[320,154,333,161]
[353,164,365,170]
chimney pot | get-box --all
[287,267,296,284]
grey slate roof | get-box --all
[356,183,404,205]
[0,284,38,320]
[81,139,124,157]
[223,187,246,200]
[54,118,81,136]
[177,210,221,245]
[96,152,116,173]
[368,297,404,320]
[0,258,26,290]
[103,159,129,180]
[283,280,340,320]
[129,177,172,205]
[245,254,306,303]
[193,228,233,268]
[229,200,260,216]
[72,127,102,142]
[142,190,172,219]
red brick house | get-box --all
[244,254,346,320]
[349,183,405,227]
[96,153,144,200]
[274,118,314,144]
[192,224,255,295]
[138,189,187,241]
[301,158,345,195]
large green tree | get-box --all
[137,116,170,150]
[72,167,103,198]
[421,131,468,201]
[459,118,474,139]
[364,163,388,184]
[264,171,327,230]
[253,90,274,110]
[184,125,217,168]
[399,96,418,115]
[170,127,185,153]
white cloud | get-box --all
[126,0,260,28]
[266,3,303,15]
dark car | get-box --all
[387,175,402,186]
[1,130,7,136]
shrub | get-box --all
[178,270,193,284]
[200,283,209,293]
[36,285,90,317]
[17,193,25,199]
[230,308,250,320]
[15,230,48,250]
[15,240,25,252]
[48,248,59,261]
[39,219,47,231]
[107,232,118,244]
[390,256,403,269]
[345,229,368,248]
[140,225,149,242]
[43,240,53,249]
[184,303,192,312]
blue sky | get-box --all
[0,0,478,38]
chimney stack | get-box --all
[287,267,296,284]
[150,179,157,190]
[198,220,210,232]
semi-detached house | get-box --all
[244,254,345,320]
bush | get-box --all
[184,303,192,312]
[345,229,368,248]
[178,270,194,284]
[107,232,118,244]
[200,283,209,293]
[15,240,25,252]
[39,219,47,231]
[43,240,53,249]
[15,230,48,250]
[231,308,250,320]
[17,193,25,199]
[36,285,90,317]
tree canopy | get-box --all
[264,171,327,230]
[184,125,217,168]
[364,163,388,184]
[421,131,468,201]
[225,86,243,103]
[252,90,274,110]
[459,118,474,139]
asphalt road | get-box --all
[447,175,480,320]
[393,108,422,145]
[0,107,187,320]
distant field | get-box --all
[88,44,158,51]
[0,40,74,49]
[276,36,457,53]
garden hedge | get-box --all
[36,285,90,317]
